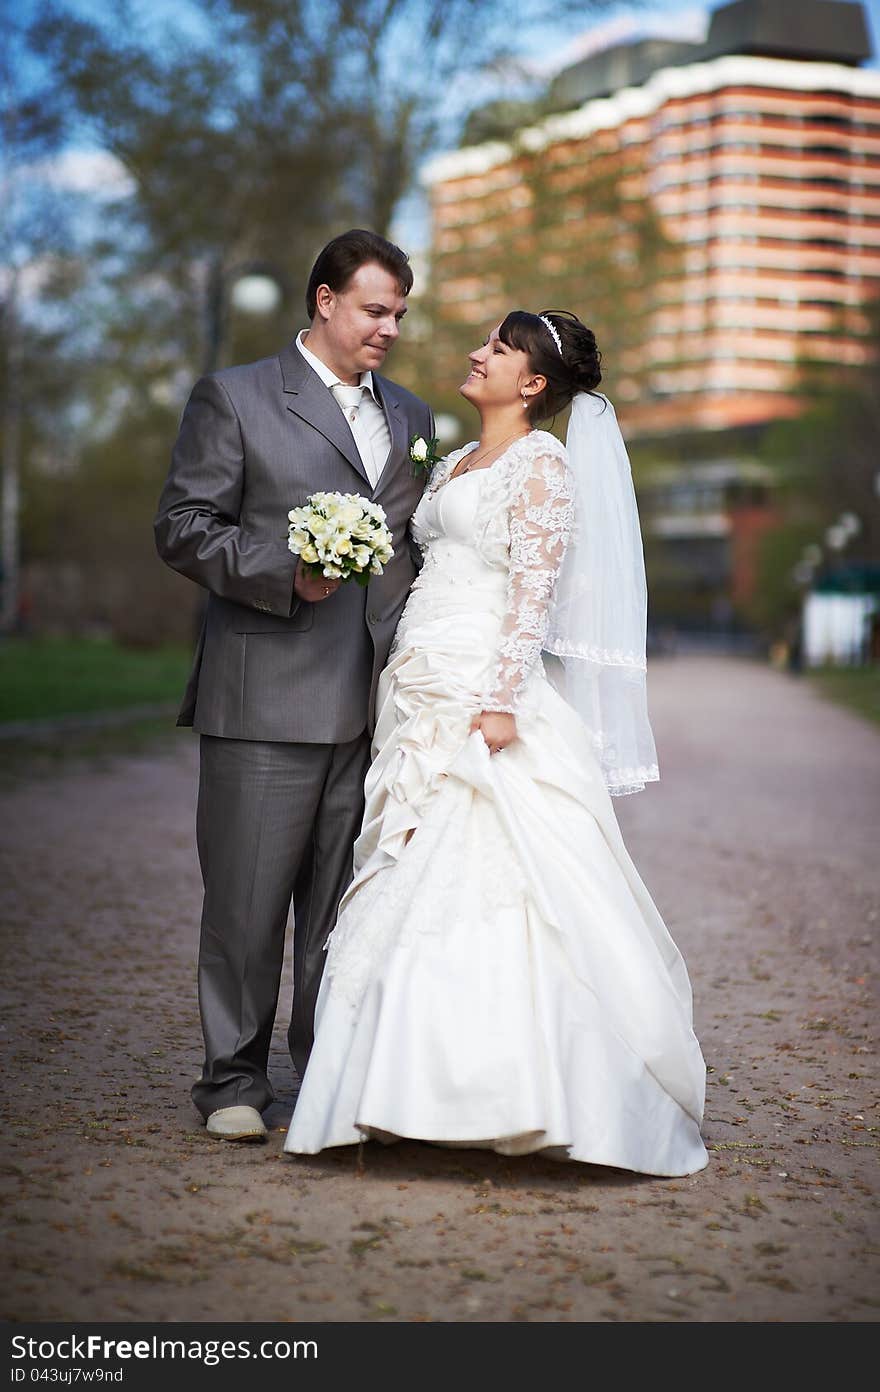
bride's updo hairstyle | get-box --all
[497,309,602,424]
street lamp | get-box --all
[823,512,862,557]
[231,273,283,317]
[202,258,287,375]
[433,413,461,446]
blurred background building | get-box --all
[421,0,880,644]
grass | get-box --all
[808,664,880,729]
[0,636,193,724]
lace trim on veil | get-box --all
[544,640,647,671]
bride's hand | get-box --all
[469,711,517,755]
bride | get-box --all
[284,309,708,1176]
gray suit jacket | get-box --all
[155,340,433,743]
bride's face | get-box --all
[460,324,539,408]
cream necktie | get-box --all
[330,383,365,421]
[330,382,377,486]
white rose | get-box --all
[411,438,428,462]
[353,546,371,567]
[301,544,318,564]
[323,564,342,578]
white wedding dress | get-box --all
[285,431,708,1176]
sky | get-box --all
[531,0,880,76]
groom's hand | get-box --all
[293,559,342,603]
[470,711,517,755]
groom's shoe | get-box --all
[205,1105,267,1142]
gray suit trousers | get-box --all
[191,731,371,1119]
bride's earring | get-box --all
[521,391,529,410]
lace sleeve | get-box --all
[482,447,575,715]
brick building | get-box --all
[421,0,880,628]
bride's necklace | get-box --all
[447,427,533,483]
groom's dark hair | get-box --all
[306,229,413,319]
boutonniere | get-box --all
[409,433,443,478]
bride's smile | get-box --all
[459,324,544,410]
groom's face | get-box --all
[316,262,408,379]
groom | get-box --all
[155,229,433,1140]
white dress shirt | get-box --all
[295,330,391,489]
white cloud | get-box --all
[0,257,62,299]
[529,6,709,79]
[33,148,136,198]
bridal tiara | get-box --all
[539,315,563,357]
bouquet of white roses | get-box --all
[287,491,394,587]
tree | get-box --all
[31,0,367,376]
[14,0,629,643]
[32,0,627,370]
[746,297,880,638]
[0,6,80,633]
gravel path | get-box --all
[1,656,877,1323]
